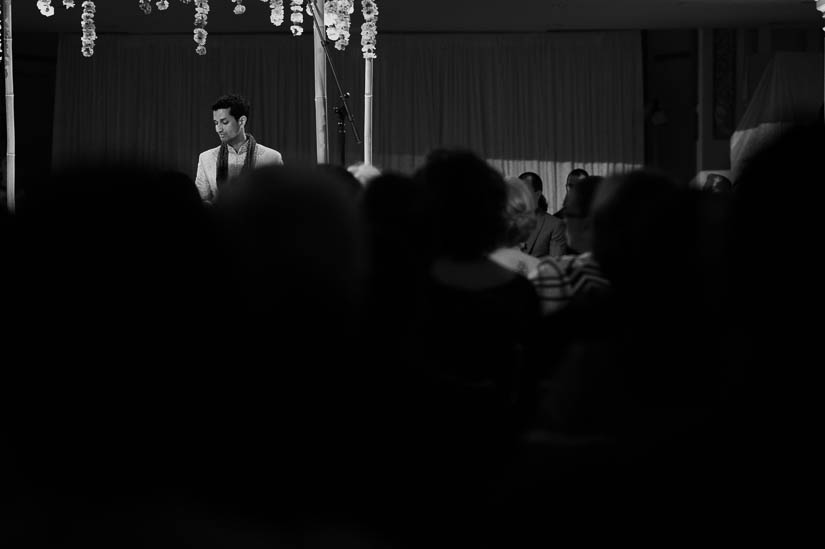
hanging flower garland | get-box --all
[267,0,284,26]
[289,0,304,36]
[80,1,96,57]
[360,0,378,59]
[322,1,353,51]
[37,1,55,17]
[193,0,209,55]
[32,0,377,57]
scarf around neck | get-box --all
[216,134,258,188]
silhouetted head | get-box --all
[566,168,590,189]
[416,149,507,260]
[519,171,547,213]
[563,175,604,254]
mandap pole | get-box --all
[364,58,373,166]
[2,0,14,213]
[313,1,329,164]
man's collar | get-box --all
[227,135,249,155]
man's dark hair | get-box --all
[566,168,589,187]
[416,149,507,260]
[518,171,543,193]
[568,175,604,218]
[212,94,251,121]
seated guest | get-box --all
[348,161,382,186]
[489,177,542,276]
[519,171,567,258]
[411,150,541,479]
[702,173,732,194]
[553,168,589,222]
[531,176,610,316]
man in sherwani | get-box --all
[195,94,283,204]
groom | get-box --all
[195,94,283,204]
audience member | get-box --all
[553,168,589,221]
[489,176,541,276]
[531,175,610,316]
[411,150,541,492]
[703,172,732,193]
[347,161,382,186]
[519,171,567,257]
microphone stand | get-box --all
[334,97,350,167]
[307,1,361,166]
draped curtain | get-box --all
[53,31,642,211]
[730,52,823,179]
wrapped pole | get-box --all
[312,1,328,164]
[2,0,14,213]
[364,58,373,166]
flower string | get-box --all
[81,1,96,57]
[360,0,377,59]
[193,0,210,55]
[233,0,246,15]
[266,0,284,26]
[323,1,353,51]
[267,0,284,26]
[289,0,304,36]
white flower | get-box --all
[38,0,56,17]
[269,0,284,26]
[63,0,76,8]
[156,0,169,10]
[138,0,152,14]
[196,45,207,55]
[233,0,245,14]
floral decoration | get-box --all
[80,1,96,57]
[37,0,55,17]
[323,1,354,51]
[268,0,284,26]
[233,0,245,15]
[63,1,76,8]
[138,0,152,14]
[156,1,169,11]
[360,0,377,59]
[193,0,209,55]
[289,0,304,36]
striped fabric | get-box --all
[529,252,611,316]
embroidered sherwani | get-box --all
[195,139,283,203]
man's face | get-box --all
[213,108,245,143]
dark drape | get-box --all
[53,31,642,210]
